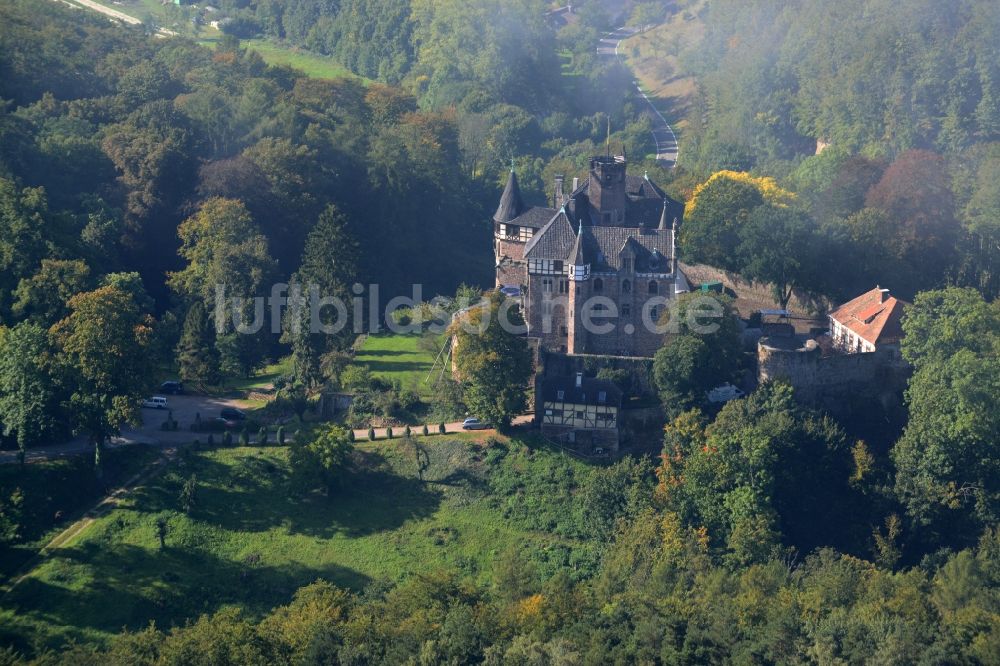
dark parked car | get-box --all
[159,381,184,395]
[220,407,247,421]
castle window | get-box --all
[622,304,631,317]
[648,280,658,295]
[622,279,631,293]
[556,390,565,400]
[543,278,553,293]
[622,259,632,273]
[650,307,659,322]
[507,224,519,239]
[559,279,568,294]
[553,260,563,273]
[593,302,608,311]
[598,391,607,403]
[560,326,568,337]
[593,278,603,292]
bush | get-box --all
[439,423,446,434]
[258,426,267,445]
[404,425,411,437]
[239,429,249,446]
[423,424,430,436]
[386,427,394,439]
[207,434,215,447]
[348,429,355,442]
[222,431,233,447]
[368,427,376,441]
[277,426,285,445]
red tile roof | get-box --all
[828,287,909,347]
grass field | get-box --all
[354,334,443,397]
[0,434,597,652]
[242,40,360,81]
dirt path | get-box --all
[59,0,178,37]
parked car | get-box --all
[462,417,488,430]
[706,384,746,403]
[220,407,247,421]
[142,396,168,409]
[159,380,184,395]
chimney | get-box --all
[879,288,890,303]
[572,176,579,191]
[575,372,583,388]
[554,175,565,207]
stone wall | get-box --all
[758,338,910,412]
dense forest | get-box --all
[661,0,1000,303]
[0,0,998,662]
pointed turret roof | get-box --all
[493,168,527,223]
[658,198,670,230]
[569,217,587,266]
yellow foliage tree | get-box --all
[687,170,796,214]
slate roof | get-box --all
[517,158,683,271]
[525,214,674,273]
[567,175,684,228]
[508,206,557,229]
[828,287,909,346]
[540,375,623,407]
[524,209,577,259]
[494,169,528,223]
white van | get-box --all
[142,396,168,409]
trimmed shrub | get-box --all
[404,425,411,437]
[348,429,355,442]
[222,431,233,447]
[422,424,430,436]
[207,434,215,447]
[277,426,285,445]
[258,426,267,445]
[368,427,376,441]
[239,429,249,446]
[386,427,393,439]
[439,423,446,434]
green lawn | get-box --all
[225,357,293,393]
[0,435,597,652]
[355,334,443,397]
[242,40,361,81]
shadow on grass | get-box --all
[1,540,369,654]
[127,449,443,539]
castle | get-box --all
[493,154,687,358]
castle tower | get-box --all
[588,155,627,225]
[493,167,529,288]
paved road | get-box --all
[1,395,536,463]
[598,25,679,168]
[351,414,534,441]
[0,394,247,464]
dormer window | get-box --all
[622,258,632,273]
